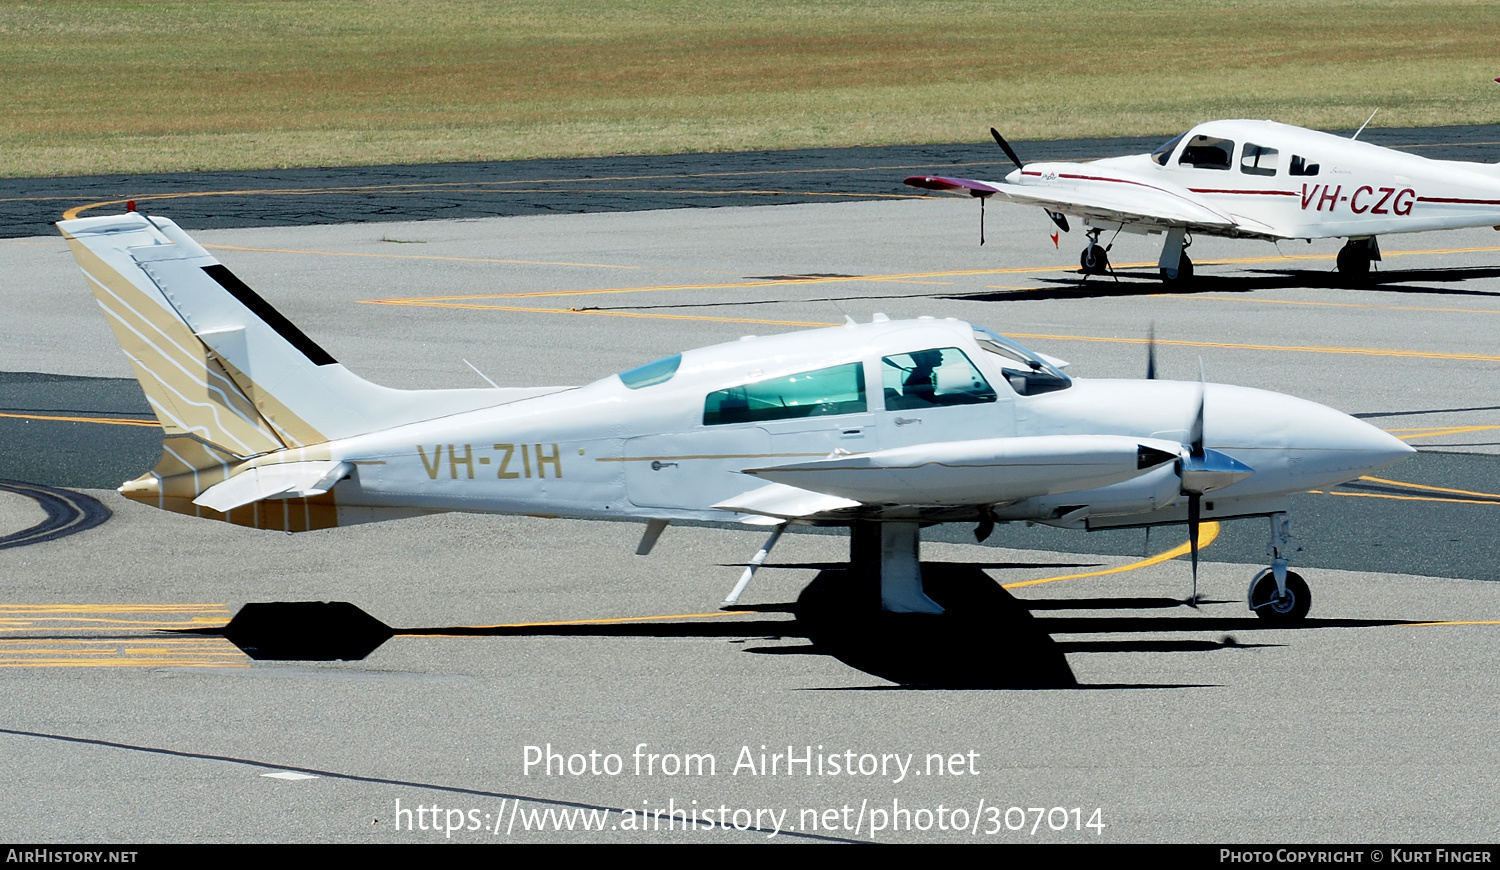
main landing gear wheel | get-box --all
[1249,569,1311,623]
[1160,252,1193,284]
[1080,243,1110,275]
[1336,240,1373,284]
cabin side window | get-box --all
[618,354,682,389]
[1178,135,1235,170]
[703,362,866,425]
[1289,155,1320,176]
[881,348,996,411]
[1240,143,1279,177]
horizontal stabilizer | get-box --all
[713,483,860,520]
[194,460,352,513]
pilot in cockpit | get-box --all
[901,349,944,404]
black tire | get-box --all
[1249,569,1311,623]
[1080,244,1109,275]
[1336,242,1371,283]
[1159,252,1193,284]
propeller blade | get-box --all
[1146,323,1157,380]
[1188,493,1201,607]
[990,127,1025,171]
[1189,357,1206,458]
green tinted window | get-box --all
[618,354,681,389]
[703,363,866,425]
[882,347,996,410]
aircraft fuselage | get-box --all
[323,317,1412,531]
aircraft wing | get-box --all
[713,435,1183,522]
[906,172,1239,232]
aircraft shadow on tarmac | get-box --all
[941,264,1500,303]
[184,566,1405,690]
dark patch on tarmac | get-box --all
[3,125,1497,238]
[0,481,111,550]
[0,372,158,491]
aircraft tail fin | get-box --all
[58,212,556,529]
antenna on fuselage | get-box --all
[1351,109,1379,140]
[463,359,500,388]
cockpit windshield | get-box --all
[971,327,1072,395]
[1151,133,1186,166]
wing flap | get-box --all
[713,483,861,520]
[996,181,1234,228]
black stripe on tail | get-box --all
[201,264,337,366]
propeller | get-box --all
[1173,358,1253,606]
[1185,361,1206,604]
[1146,323,1157,380]
[1142,324,1158,558]
[990,127,1069,235]
[990,127,1024,170]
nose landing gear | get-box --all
[1248,513,1310,623]
[1250,569,1311,621]
[1079,229,1114,279]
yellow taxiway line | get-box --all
[1003,522,1221,589]
[1359,476,1500,499]
[55,155,1046,221]
[60,184,929,222]
[1153,295,1500,317]
[1003,333,1500,364]
[1388,424,1500,440]
[1307,475,1500,507]
[206,243,652,271]
[0,411,158,428]
[402,611,741,635]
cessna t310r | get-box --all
[907,119,1500,285]
[60,212,1413,622]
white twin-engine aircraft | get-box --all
[907,119,1500,284]
[60,212,1412,622]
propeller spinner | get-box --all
[989,127,1069,234]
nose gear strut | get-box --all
[1079,228,1117,282]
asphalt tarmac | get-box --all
[2,139,1499,843]
[4,124,1498,238]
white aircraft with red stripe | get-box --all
[906,119,1500,284]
